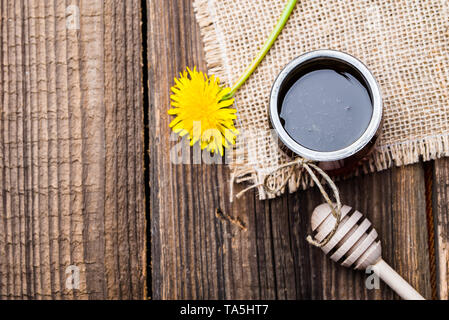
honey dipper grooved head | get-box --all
[311,203,382,270]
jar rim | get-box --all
[269,49,383,162]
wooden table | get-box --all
[147,0,448,300]
[0,0,447,300]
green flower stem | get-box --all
[223,0,298,100]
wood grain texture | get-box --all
[434,158,449,299]
[265,164,432,300]
[148,0,432,300]
[0,0,435,300]
[0,0,145,299]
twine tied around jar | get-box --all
[234,157,342,248]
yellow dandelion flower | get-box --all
[168,67,239,156]
[167,0,297,157]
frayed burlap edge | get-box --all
[193,0,232,83]
[230,134,449,200]
[193,0,449,200]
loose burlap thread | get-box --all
[194,0,449,200]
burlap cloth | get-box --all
[193,0,449,200]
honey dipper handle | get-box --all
[373,259,425,300]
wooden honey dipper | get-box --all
[310,203,425,300]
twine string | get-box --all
[236,157,342,248]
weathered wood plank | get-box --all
[434,158,449,299]
[149,0,217,299]
[390,165,432,299]
[266,164,431,300]
[148,0,432,300]
[0,0,145,299]
[148,0,265,299]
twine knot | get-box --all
[234,157,342,248]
